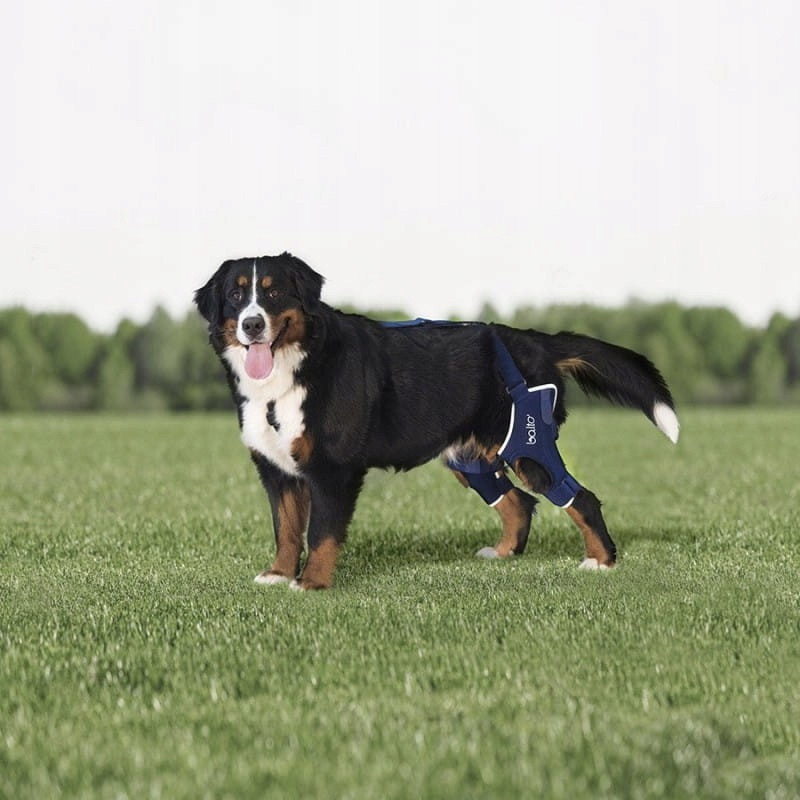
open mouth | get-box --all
[242,318,290,380]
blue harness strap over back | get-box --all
[381,319,582,508]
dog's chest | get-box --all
[226,347,307,476]
[239,384,307,475]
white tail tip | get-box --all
[653,402,680,444]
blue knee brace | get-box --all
[497,382,581,508]
[448,457,514,506]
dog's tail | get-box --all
[552,331,680,443]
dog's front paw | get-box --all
[578,557,613,571]
[476,546,501,559]
[254,571,293,585]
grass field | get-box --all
[1,408,799,799]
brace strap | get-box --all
[447,457,513,506]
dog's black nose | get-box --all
[242,316,266,338]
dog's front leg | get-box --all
[292,470,365,591]
[252,455,310,585]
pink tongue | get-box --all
[245,343,274,380]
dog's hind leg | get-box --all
[449,468,537,558]
[486,488,538,558]
[512,458,617,569]
[565,489,617,569]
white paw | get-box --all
[476,546,501,560]
[254,572,291,585]
[579,558,610,571]
[288,579,304,591]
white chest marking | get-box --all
[223,342,307,476]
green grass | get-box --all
[1,409,799,799]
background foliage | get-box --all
[1,301,799,411]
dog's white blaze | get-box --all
[223,342,307,476]
[236,262,267,346]
[653,402,680,444]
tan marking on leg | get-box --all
[450,459,535,559]
[492,488,534,557]
[511,458,527,488]
[291,432,314,467]
[566,505,615,566]
[481,444,501,462]
[266,484,309,580]
[297,538,340,590]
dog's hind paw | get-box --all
[254,571,292,585]
[289,577,330,591]
[476,546,501,559]
[578,558,611,571]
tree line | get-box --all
[0,301,798,412]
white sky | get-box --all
[2,0,799,330]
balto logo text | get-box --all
[526,414,537,445]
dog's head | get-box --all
[194,252,324,381]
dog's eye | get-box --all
[229,288,244,304]
[268,288,280,299]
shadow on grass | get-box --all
[340,517,698,588]
[346,526,492,566]
[342,519,582,582]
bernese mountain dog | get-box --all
[195,252,679,590]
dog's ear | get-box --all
[194,261,230,325]
[285,253,325,313]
